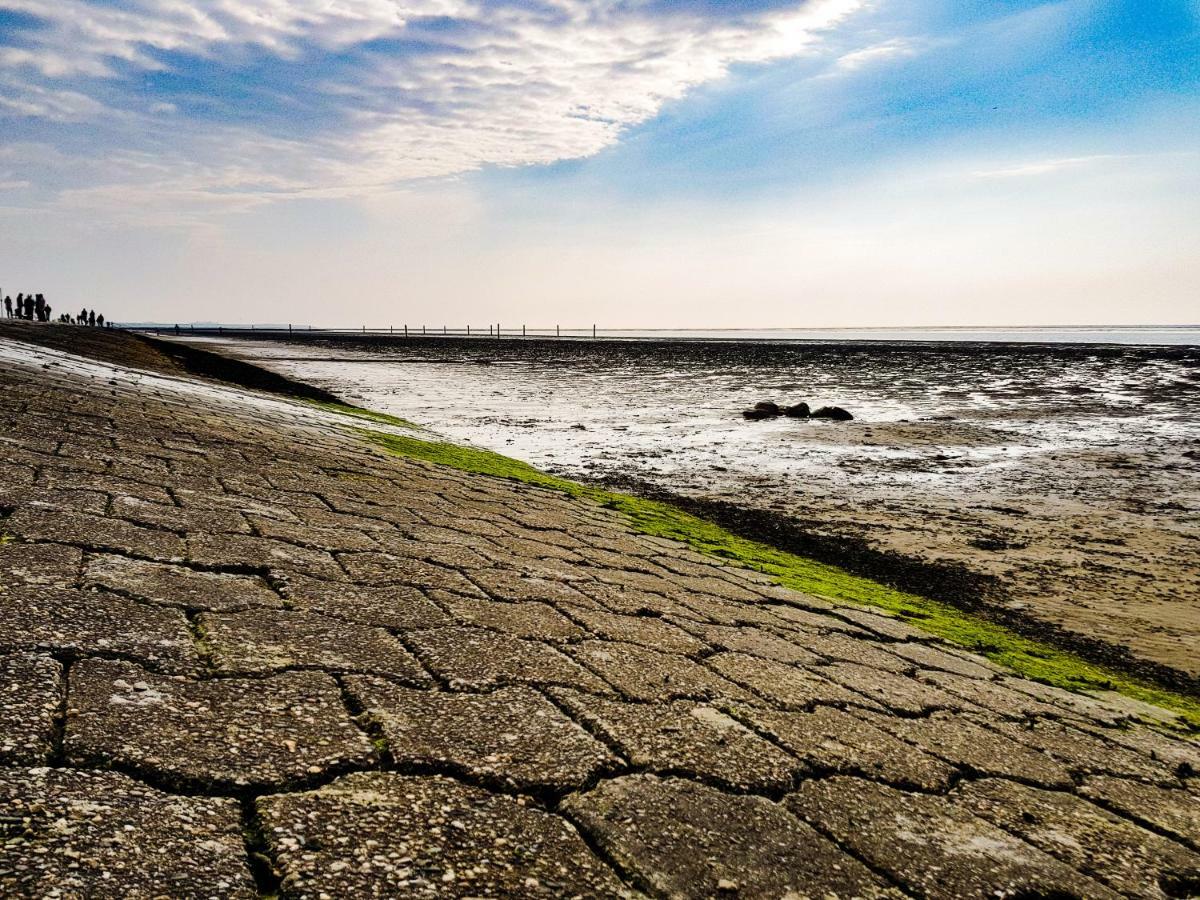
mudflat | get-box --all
[198,331,1200,685]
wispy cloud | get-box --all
[1,0,865,220]
[969,154,1126,179]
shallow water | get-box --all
[190,336,1199,501]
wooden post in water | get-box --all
[593,324,596,339]
[556,325,560,338]
[405,324,408,337]
[289,324,292,334]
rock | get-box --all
[742,401,782,420]
[811,406,854,421]
[783,402,810,418]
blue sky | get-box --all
[1,0,1197,326]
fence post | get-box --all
[467,325,470,335]
[289,323,292,334]
[404,324,408,337]
[593,324,596,339]
[556,325,560,338]
[522,324,525,337]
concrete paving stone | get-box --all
[1080,776,1200,849]
[574,581,697,618]
[38,472,175,506]
[586,567,681,597]
[404,524,498,552]
[0,653,61,764]
[2,485,109,515]
[662,574,762,604]
[84,553,283,612]
[106,494,191,533]
[1073,722,1200,779]
[468,568,593,605]
[290,504,400,531]
[919,668,1073,720]
[347,678,615,792]
[201,609,430,682]
[66,658,375,789]
[792,630,916,673]
[0,585,199,673]
[571,641,750,703]
[282,573,450,630]
[0,767,255,899]
[671,592,786,627]
[706,652,873,711]
[487,533,586,562]
[442,596,586,642]
[247,514,382,552]
[831,607,934,642]
[788,777,1122,899]
[5,507,185,560]
[884,641,1000,679]
[1081,690,1193,729]
[560,605,708,655]
[187,531,342,579]
[820,662,969,715]
[739,705,957,791]
[766,603,867,634]
[869,711,1074,788]
[336,551,486,595]
[956,778,1200,898]
[510,556,595,583]
[977,716,1182,785]
[675,622,824,666]
[408,626,611,692]
[553,688,801,792]
[175,486,303,522]
[0,540,81,586]
[564,775,899,899]
[260,772,630,897]
[999,676,1138,727]
[374,534,494,570]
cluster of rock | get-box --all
[743,401,854,422]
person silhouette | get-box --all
[3,296,11,318]
[79,307,87,325]
[45,303,52,321]
[88,310,96,327]
[97,314,105,327]
[15,293,24,318]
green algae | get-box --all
[306,400,423,431]
[355,427,1200,731]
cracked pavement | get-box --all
[1,331,1199,898]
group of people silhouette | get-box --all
[3,293,106,328]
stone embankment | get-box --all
[1,326,1198,898]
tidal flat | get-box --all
[195,333,1200,685]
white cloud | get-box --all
[833,37,918,71]
[969,154,1125,179]
[0,0,865,219]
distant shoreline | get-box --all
[123,324,1200,348]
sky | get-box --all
[1,0,1197,327]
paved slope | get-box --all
[1,333,1198,899]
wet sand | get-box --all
[181,333,1200,685]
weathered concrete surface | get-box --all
[1,328,1199,897]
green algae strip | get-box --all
[307,399,424,431]
[355,426,1200,731]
